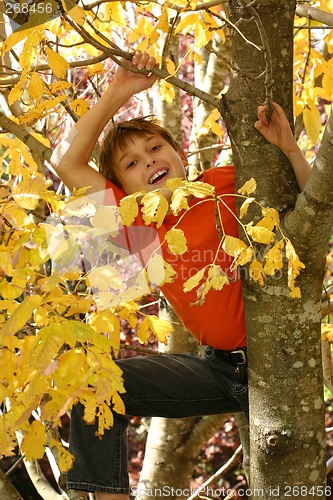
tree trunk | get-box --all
[0,469,24,500]
[220,1,329,496]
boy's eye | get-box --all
[127,160,137,169]
[151,145,160,152]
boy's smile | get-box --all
[114,134,187,195]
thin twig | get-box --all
[187,445,242,500]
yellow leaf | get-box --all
[30,132,51,148]
[0,26,34,54]
[137,316,151,344]
[0,271,27,300]
[0,417,17,458]
[112,392,125,414]
[166,178,184,192]
[136,38,149,53]
[249,259,265,286]
[45,47,70,79]
[238,178,257,196]
[321,323,333,342]
[192,280,212,306]
[116,301,139,328]
[166,58,176,75]
[175,13,201,35]
[28,323,66,369]
[2,202,31,229]
[141,192,169,228]
[70,98,90,117]
[222,235,247,257]
[91,205,120,235]
[88,311,120,352]
[48,80,72,93]
[208,265,229,290]
[96,403,114,436]
[196,109,223,140]
[20,421,46,461]
[87,63,105,76]
[67,4,86,25]
[246,225,275,244]
[49,438,75,473]
[0,248,13,276]
[0,295,42,338]
[146,253,167,287]
[118,194,141,226]
[261,207,280,227]
[303,100,321,144]
[183,267,206,293]
[28,73,45,104]
[165,228,188,255]
[264,240,284,276]
[137,315,173,344]
[148,315,173,343]
[87,265,124,292]
[170,188,189,215]
[185,180,215,198]
[285,239,305,299]
[12,175,51,210]
[8,78,26,106]
[160,80,175,104]
[231,246,253,269]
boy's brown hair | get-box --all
[98,117,182,187]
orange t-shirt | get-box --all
[104,166,246,350]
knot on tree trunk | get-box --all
[258,428,292,456]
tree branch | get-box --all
[0,112,51,167]
[60,13,222,110]
[187,444,243,500]
[296,4,333,26]
[284,106,333,246]
[0,54,109,87]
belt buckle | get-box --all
[231,349,246,365]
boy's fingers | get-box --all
[146,56,157,71]
[257,106,268,126]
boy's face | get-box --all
[113,134,187,196]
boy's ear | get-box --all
[179,149,188,167]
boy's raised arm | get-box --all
[255,102,312,191]
[51,51,158,194]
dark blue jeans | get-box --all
[67,347,248,494]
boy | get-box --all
[52,51,311,499]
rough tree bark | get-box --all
[220,1,332,496]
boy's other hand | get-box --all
[254,102,298,155]
[112,50,158,97]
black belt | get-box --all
[206,346,247,365]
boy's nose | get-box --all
[146,159,156,168]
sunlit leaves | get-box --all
[165,228,188,255]
[45,47,70,79]
[238,178,257,196]
[141,192,169,228]
[119,193,142,225]
[183,267,206,293]
[137,315,173,344]
[285,239,305,299]
[0,295,42,338]
[20,421,47,461]
[196,109,224,140]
